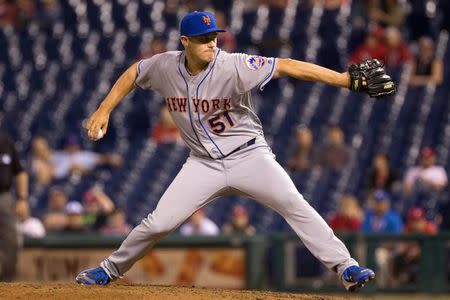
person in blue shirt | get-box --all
[363,190,403,233]
[362,190,403,287]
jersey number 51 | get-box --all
[208,111,236,134]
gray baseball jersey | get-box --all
[135,49,275,158]
[99,49,359,282]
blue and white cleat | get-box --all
[342,265,375,292]
[76,267,111,286]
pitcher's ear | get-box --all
[180,36,189,48]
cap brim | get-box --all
[186,28,226,37]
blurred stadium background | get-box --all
[1,0,450,297]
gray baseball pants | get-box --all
[101,142,357,279]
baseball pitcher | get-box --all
[76,11,395,292]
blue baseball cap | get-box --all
[180,11,226,37]
[373,190,390,202]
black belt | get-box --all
[223,138,256,158]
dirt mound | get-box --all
[0,283,358,300]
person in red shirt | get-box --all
[329,195,363,232]
[403,207,437,234]
[350,26,388,64]
[383,26,412,68]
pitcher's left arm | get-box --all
[273,58,395,98]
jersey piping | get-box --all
[177,57,213,159]
[257,58,277,91]
[195,49,225,157]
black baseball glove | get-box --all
[348,59,395,98]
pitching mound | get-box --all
[0,283,359,300]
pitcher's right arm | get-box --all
[85,63,138,140]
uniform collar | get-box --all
[179,48,220,80]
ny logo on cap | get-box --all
[202,15,211,26]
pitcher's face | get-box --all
[182,32,218,64]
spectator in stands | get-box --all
[349,26,388,64]
[215,10,236,53]
[366,153,399,194]
[288,125,313,172]
[383,26,412,68]
[0,0,18,27]
[403,207,437,234]
[64,201,87,232]
[362,190,403,287]
[403,147,448,197]
[180,209,219,236]
[42,186,68,232]
[137,37,166,60]
[328,195,362,233]
[52,134,123,180]
[392,207,437,285]
[222,204,255,236]
[362,190,403,233]
[100,208,132,235]
[30,137,54,186]
[369,0,406,28]
[409,36,443,87]
[82,186,115,231]
[314,125,351,170]
[151,106,182,145]
[16,200,45,239]
[31,135,123,183]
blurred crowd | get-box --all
[288,123,448,286]
[0,131,127,252]
[288,124,448,230]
